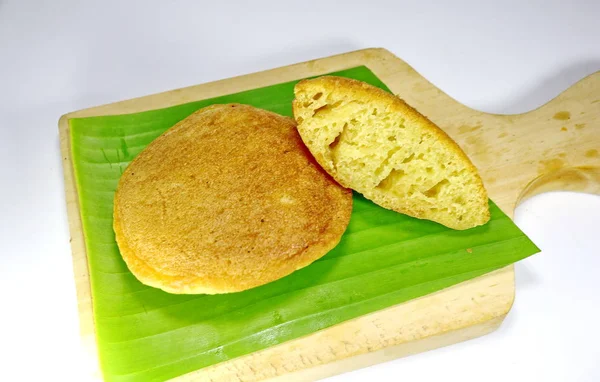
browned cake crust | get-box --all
[113,104,353,294]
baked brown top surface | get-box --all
[113,103,353,294]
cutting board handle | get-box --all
[506,75,600,206]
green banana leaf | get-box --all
[69,66,539,382]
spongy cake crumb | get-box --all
[292,76,490,230]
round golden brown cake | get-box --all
[113,103,353,294]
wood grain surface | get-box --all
[59,48,600,381]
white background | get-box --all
[1,1,599,381]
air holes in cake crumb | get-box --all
[329,123,347,151]
[376,168,405,190]
[453,196,465,204]
[423,179,449,198]
[313,100,343,117]
[402,154,415,164]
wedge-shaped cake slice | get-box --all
[292,76,490,230]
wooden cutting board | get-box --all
[59,48,600,381]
